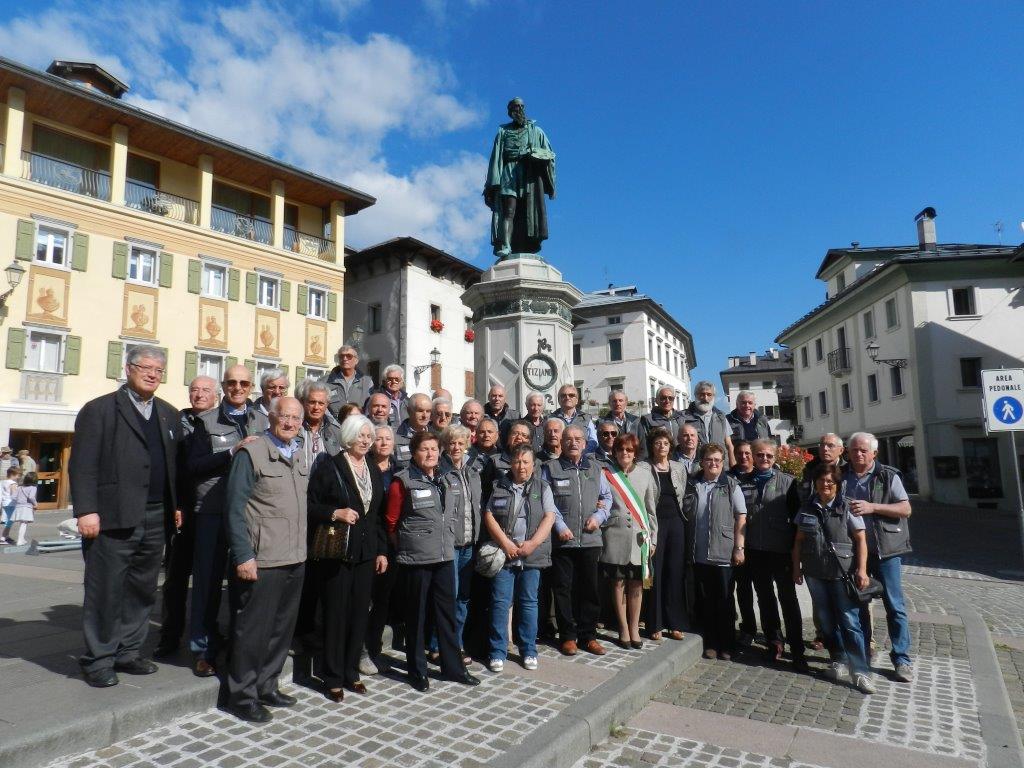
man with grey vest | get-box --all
[726,391,774,444]
[394,393,432,469]
[681,381,735,467]
[523,392,547,452]
[224,397,310,722]
[638,386,687,459]
[550,384,590,432]
[484,384,520,443]
[543,425,612,656]
[71,346,182,688]
[185,364,268,676]
[843,432,913,683]
[325,345,375,420]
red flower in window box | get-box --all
[464,329,475,343]
[430,319,444,333]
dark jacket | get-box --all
[485,403,521,443]
[187,401,268,516]
[70,386,182,528]
[740,468,799,554]
[841,462,911,558]
[637,408,687,458]
[324,367,375,420]
[307,452,386,563]
[726,409,774,442]
[795,497,857,581]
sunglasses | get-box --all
[225,379,252,387]
[599,431,617,437]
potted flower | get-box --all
[430,319,444,333]
[464,328,475,343]
[776,444,815,478]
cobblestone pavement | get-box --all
[996,644,1024,742]
[935,580,1024,638]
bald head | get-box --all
[223,364,253,408]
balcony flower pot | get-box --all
[464,329,475,343]
[430,319,444,333]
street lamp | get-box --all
[0,260,27,325]
[413,347,441,383]
[865,340,907,368]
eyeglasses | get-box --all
[657,395,674,401]
[703,458,723,465]
[265,385,287,392]
[754,452,775,458]
[385,376,402,382]
[340,353,356,359]
[130,364,165,376]
[818,479,837,486]
[559,393,577,399]
[225,379,252,388]
[599,431,617,437]
[275,414,302,423]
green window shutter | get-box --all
[280,364,289,382]
[184,350,198,384]
[158,252,173,288]
[297,284,308,316]
[327,291,338,322]
[106,341,124,378]
[295,365,307,382]
[15,219,35,261]
[5,328,26,369]
[112,242,128,279]
[187,260,202,294]
[159,347,168,383]
[243,359,256,380]
[245,272,257,304]
[279,281,291,312]
[63,335,82,375]
[228,268,240,301]
[71,233,89,271]
[225,356,238,370]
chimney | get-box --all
[915,207,937,250]
[748,352,757,366]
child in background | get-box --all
[8,471,37,546]
[0,467,20,541]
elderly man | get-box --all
[70,346,182,687]
[375,365,409,428]
[800,433,847,502]
[154,376,218,658]
[727,390,774,444]
[185,364,267,676]
[255,368,289,419]
[589,390,639,446]
[430,397,454,436]
[297,379,342,466]
[550,384,590,431]
[366,392,392,427]
[538,417,565,462]
[394,393,432,468]
[729,440,758,647]
[472,418,502,461]
[523,392,547,451]
[484,384,520,442]
[459,399,484,442]
[590,420,618,467]
[543,426,612,656]
[638,386,687,459]
[681,381,734,466]
[224,397,309,722]
[325,345,375,420]
[673,423,701,476]
[843,432,914,683]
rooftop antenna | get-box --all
[994,221,1003,244]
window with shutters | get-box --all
[202,263,227,298]
[35,225,70,267]
[307,287,326,319]
[128,246,158,285]
[608,337,623,362]
[305,366,327,380]
[24,331,64,372]
[258,275,279,309]
[199,353,224,381]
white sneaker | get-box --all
[523,656,538,670]
[488,659,504,673]
[828,661,851,682]
[854,673,876,694]
[358,651,379,676]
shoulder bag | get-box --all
[817,508,883,604]
[310,460,352,562]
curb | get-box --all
[483,634,703,768]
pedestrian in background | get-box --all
[1,466,20,537]
[7,471,37,546]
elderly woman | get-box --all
[362,424,399,674]
[600,433,658,649]
[385,432,479,691]
[645,427,690,642]
[483,444,556,672]
[306,415,387,702]
[681,443,746,660]
[793,463,874,693]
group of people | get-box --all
[1,446,38,545]
[68,344,914,725]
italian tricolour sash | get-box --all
[602,466,652,583]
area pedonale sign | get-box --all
[982,368,1024,432]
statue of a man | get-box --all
[484,98,556,259]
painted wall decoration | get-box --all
[121,284,159,339]
[254,308,280,357]
[25,266,70,326]
[305,319,328,364]
[198,299,228,350]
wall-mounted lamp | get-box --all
[865,340,907,368]
[0,261,27,325]
[413,347,441,382]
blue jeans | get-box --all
[805,577,869,675]
[862,555,912,667]
[490,566,540,661]
[429,545,475,653]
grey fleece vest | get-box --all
[441,459,484,547]
[487,477,552,569]
[796,500,855,581]
[682,474,740,566]
[843,463,911,559]
[238,438,309,567]
[743,470,796,554]
[544,457,603,549]
[394,468,455,566]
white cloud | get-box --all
[0,0,490,256]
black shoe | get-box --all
[260,690,297,707]
[83,668,119,688]
[409,674,430,692]
[792,657,811,674]
[449,670,480,686]
[114,658,158,675]
[228,702,273,723]
[152,641,178,659]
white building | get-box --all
[720,348,796,445]
[572,285,696,416]
[776,207,1024,511]
[342,237,481,408]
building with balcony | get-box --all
[0,56,374,508]
[776,207,1024,511]
[720,348,796,445]
[572,285,696,417]
[343,237,481,408]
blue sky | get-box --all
[2,1,1021,393]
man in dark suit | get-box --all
[70,346,182,688]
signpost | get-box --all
[982,368,1024,559]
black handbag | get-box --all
[818,508,884,604]
[310,461,352,562]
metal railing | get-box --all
[125,180,199,225]
[827,346,853,377]
[211,205,272,245]
[284,225,336,262]
[22,151,111,201]
[20,371,63,404]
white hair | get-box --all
[736,390,756,402]
[820,432,844,448]
[695,380,716,394]
[374,424,394,439]
[334,345,358,365]
[127,345,166,366]
[382,363,404,382]
[407,393,431,415]
[525,392,545,405]
[848,432,879,451]
[339,414,373,448]
[431,397,452,410]
[441,424,471,446]
[295,378,330,401]
[607,389,626,402]
[260,367,289,390]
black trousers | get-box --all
[734,562,757,636]
[366,543,404,656]
[404,561,462,679]
[646,515,688,634]
[318,558,375,688]
[158,518,194,648]
[189,513,229,658]
[551,546,602,643]
[694,563,736,653]
[537,567,556,638]
[80,503,165,673]
[294,557,320,639]
[228,562,304,707]
[747,549,805,658]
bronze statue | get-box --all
[484,98,556,259]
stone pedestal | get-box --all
[462,256,582,411]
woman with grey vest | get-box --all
[792,463,874,694]
[599,433,659,649]
[482,444,556,673]
[681,443,746,660]
[384,431,480,691]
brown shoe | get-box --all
[584,639,606,656]
[650,631,663,642]
[560,639,578,656]
[669,631,685,641]
[193,658,216,677]
[702,649,717,660]
[347,681,368,695]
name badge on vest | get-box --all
[492,497,509,509]
[554,479,570,489]
[412,489,432,499]
[397,446,411,459]
[211,433,240,453]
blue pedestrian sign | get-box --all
[994,397,1022,425]
[982,369,1024,432]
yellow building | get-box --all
[0,57,374,509]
